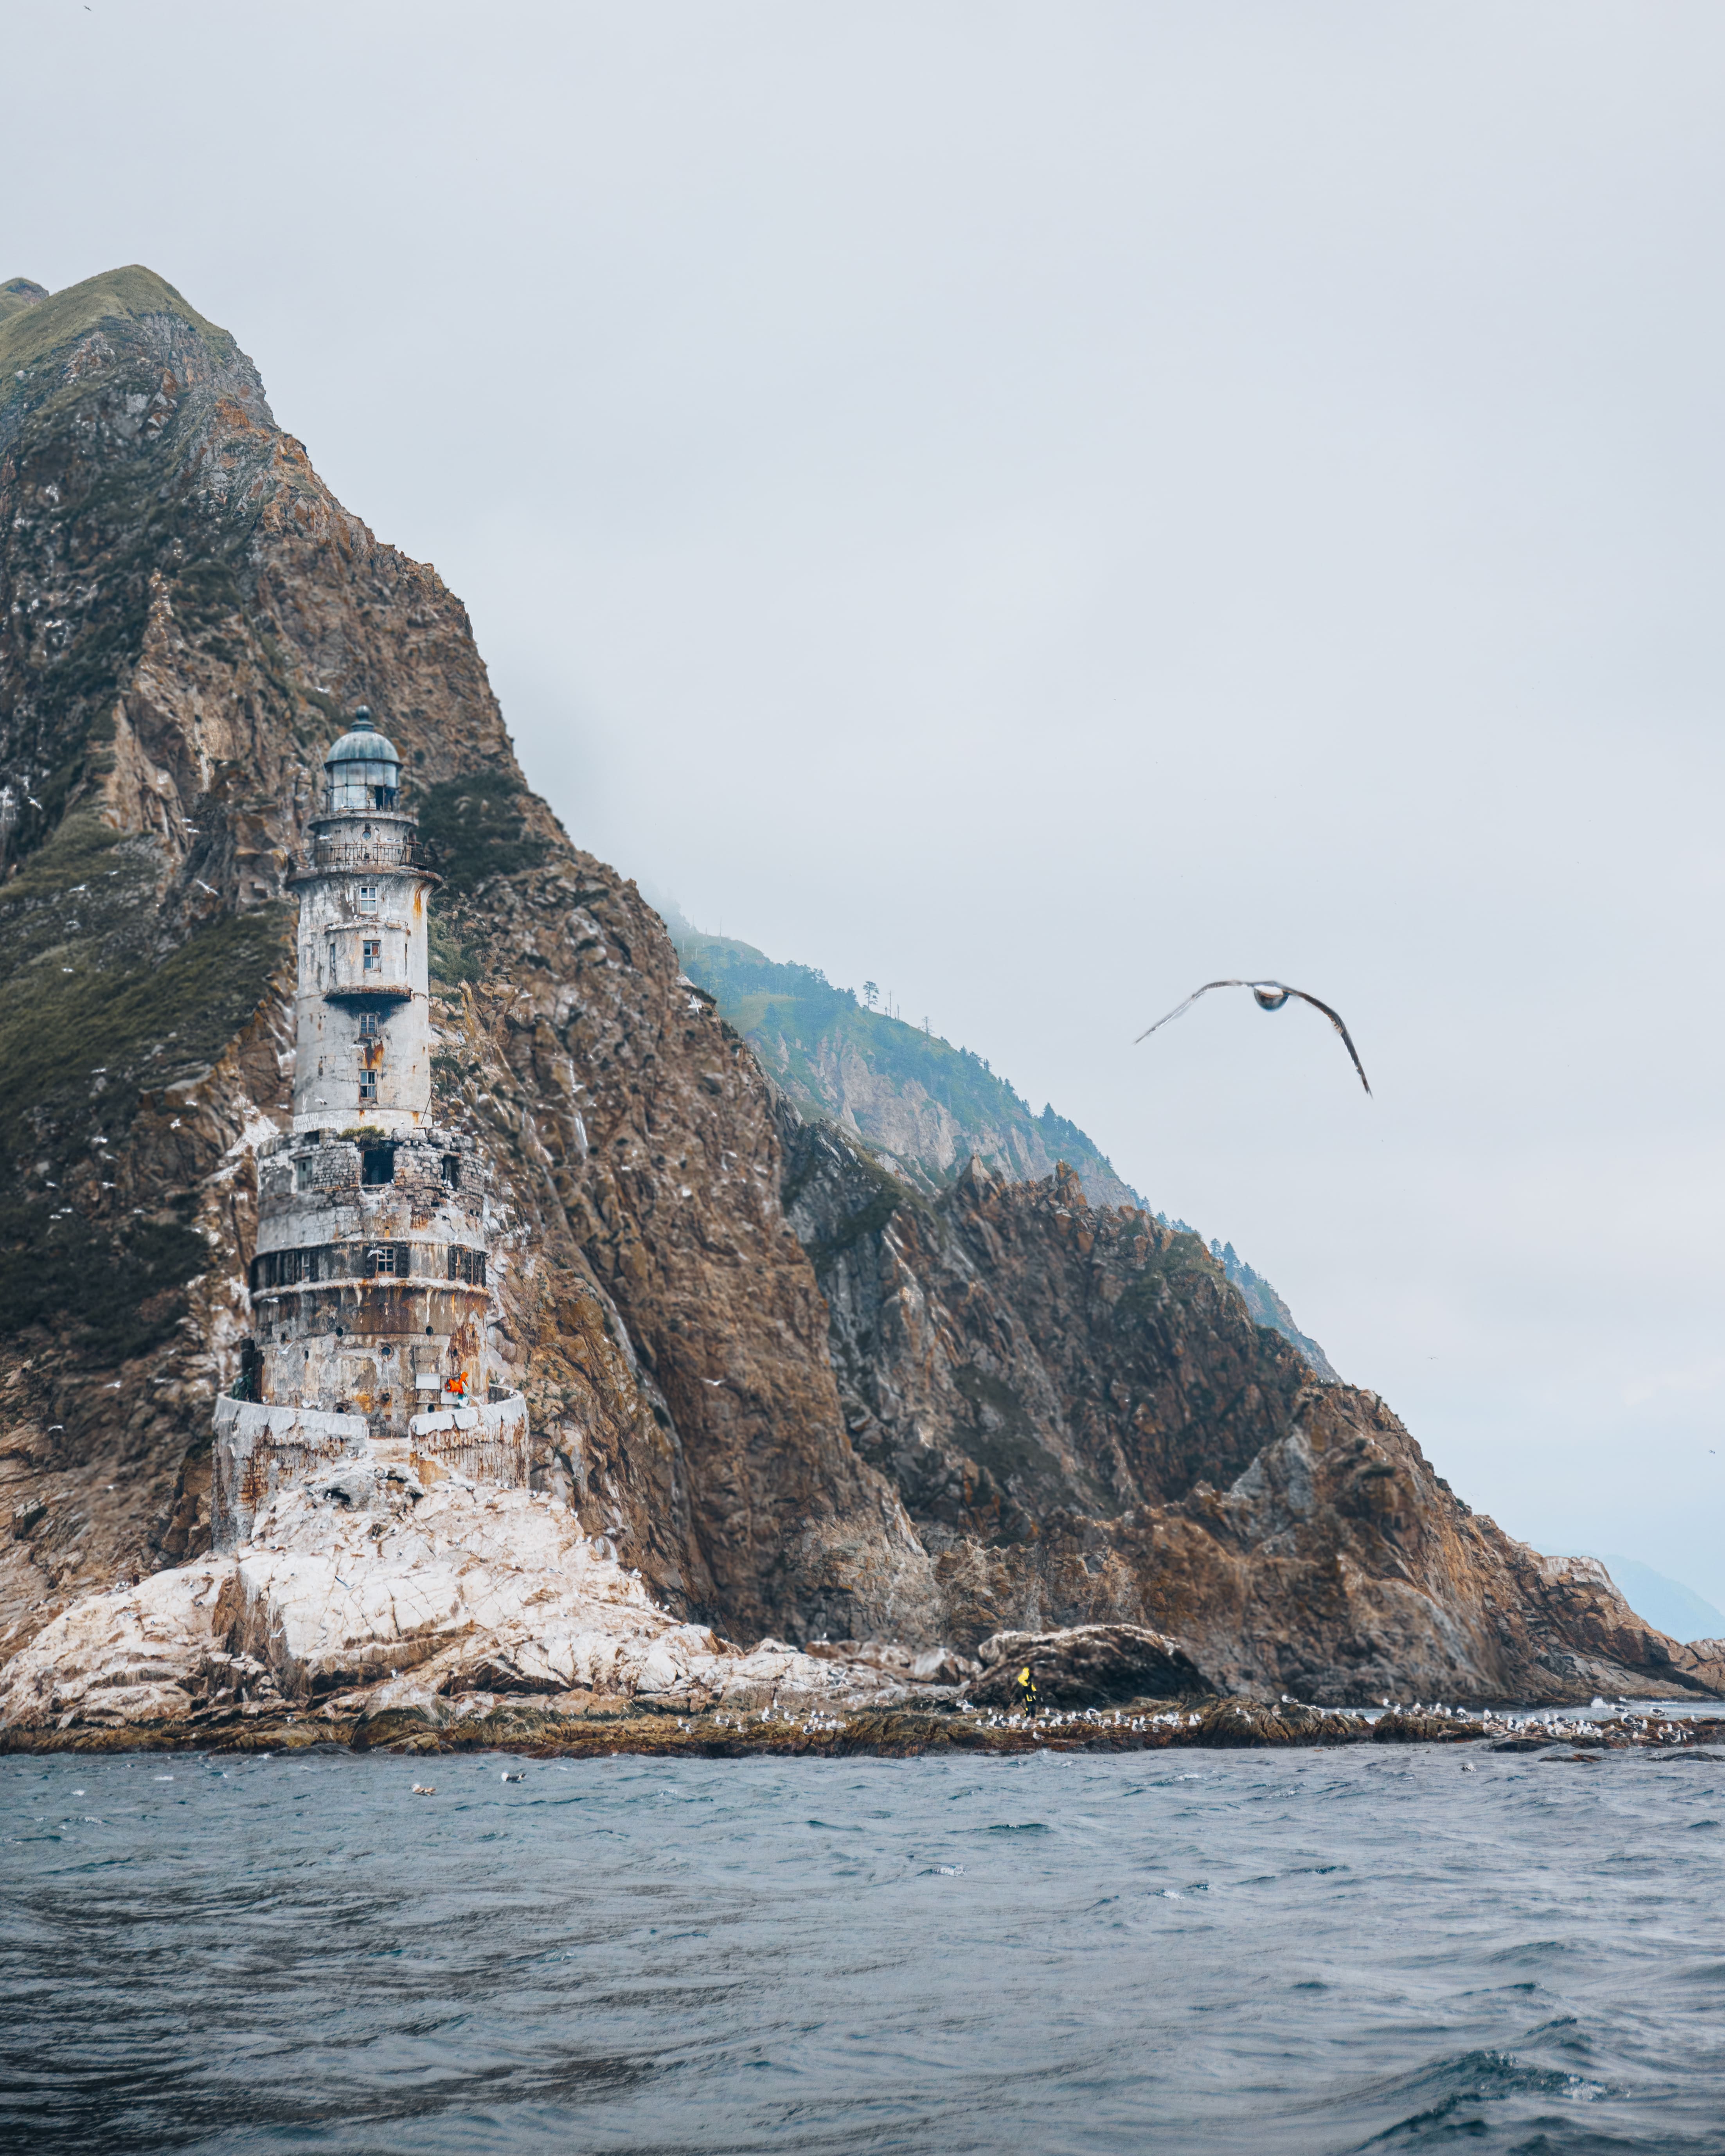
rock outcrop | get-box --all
[782,1120,1719,1704]
[0,1476,923,1736]
[963,1622,1214,1706]
[0,265,1715,1719]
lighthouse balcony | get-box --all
[293,829,438,874]
[322,978,414,1002]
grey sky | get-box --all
[9,3,1723,1604]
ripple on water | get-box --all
[2,1747,1723,2155]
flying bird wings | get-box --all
[1132,980,1245,1043]
[1284,988,1372,1096]
[1135,978,1372,1095]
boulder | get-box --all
[963,1623,1215,1707]
[803,1638,978,1685]
[911,1647,980,1684]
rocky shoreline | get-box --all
[7,1697,1722,1762]
[5,1470,1722,1763]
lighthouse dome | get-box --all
[323,708,401,810]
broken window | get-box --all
[359,1012,382,1039]
[362,939,381,971]
[441,1153,460,1187]
[358,1070,377,1102]
[362,1145,395,1186]
[369,1244,396,1276]
[446,1247,487,1286]
[252,1246,316,1290]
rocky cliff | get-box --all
[672,919,1340,1379]
[779,1125,1724,1703]
[671,921,1148,1210]
[0,266,930,1664]
[0,266,1713,1710]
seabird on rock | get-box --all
[1136,979,1372,1095]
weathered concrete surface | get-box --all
[211,1395,370,1548]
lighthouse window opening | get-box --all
[369,1245,398,1277]
[358,883,379,913]
[362,939,381,971]
[441,1153,460,1188]
[358,1012,382,1039]
[362,1145,396,1186]
[358,1070,378,1103]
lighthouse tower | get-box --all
[212,711,529,1546]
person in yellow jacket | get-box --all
[1015,1664,1038,1716]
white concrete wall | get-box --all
[408,1392,532,1488]
[291,812,433,1134]
[212,1396,371,1550]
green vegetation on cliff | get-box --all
[670,915,1340,1380]
[0,264,227,357]
[417,770,550,893]
[0,815,289,1362]
[671,919,1147,1212]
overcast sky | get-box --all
[9,2,1724,1609]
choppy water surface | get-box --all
[4,1740,1723,2154]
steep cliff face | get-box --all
[674,925,1148,1210]
[674,921,1341,1378]
[0,267,930,1660]
[780,1117,1720,1703]
[1210,1241,1339,1383]
[0,266,1712,1708]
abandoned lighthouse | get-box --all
[212,711,529,1546]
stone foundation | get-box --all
[408,1392,532,1487]
[212,1396,371,1550]
[212,1390,534,1548]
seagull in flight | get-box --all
[1136,980,1372,1095]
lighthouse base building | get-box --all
[213,712,528,1548]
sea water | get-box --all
[3,1740,1723,2154]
